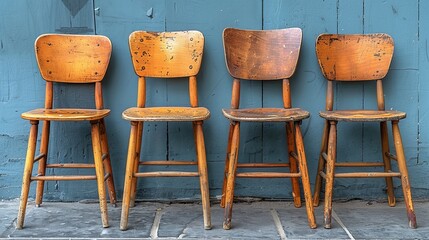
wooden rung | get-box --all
[31,175,97,181]
[290,152,299,161]
[335,162,385,167]
[34,154,46,162]
[322,152,328,161]
[335,172,401,178]
[141,161,197,165]
[46,163,95,168]
[104,173,110,181]
[319,171,326,179]
[102,153,108,161]
[134,171,199,177]
[385,152,398,161]
[237,163,290,168]
[236,172,301,178]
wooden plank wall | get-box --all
[0,0,428,200]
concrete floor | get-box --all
[1,199,428,239]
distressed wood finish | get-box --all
[35,34,112,83]
[17,34,116,229]
[123,107,209,122]
[120,30,211,231]
[129,31,204,78]
[223,28,302,80]
[314,34,417,229]
[316,34,394,81]
[221,28,316,230]
[222,108,309,122]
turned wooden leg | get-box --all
[35,120,50,207]
[223,123,240,230]
[286,122,301,208]
[120,121,138,231]
[221,123,234,208]
[380,121,395,207]
[99,119,117,207]
[324,121,337,229]
[392,121,417,229]
[91,121,109,228]
[194,121,212,230]
[314,121,329,207]
[294,122,317,229]
[16,120,39,229]
[130,121,143,208]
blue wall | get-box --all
[1,0,428,201]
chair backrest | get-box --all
[128,31,205,108]
[129,31,204,78]
[223,28,302,80]
[35,34,112,83]
[222,28,302,109]
[315,33,394,111]
[316,34,394,81]
[34,34,112,109]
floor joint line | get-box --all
[150,208,164,239]
[270,208,287,240]
[332,209,355,240]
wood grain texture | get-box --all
[129,31,204,78]
[316,34,394,81]
[222,108,309,122]
[21,108,110,121]
[122,107,210,122]
[223,28,302,80]
[319,110,406,122]
[35,34,112,83]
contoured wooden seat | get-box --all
[221,27,316,230]
[313,33,417,229]
[17,34,116,229]
[120,30,211,230]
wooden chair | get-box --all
[120,30,211,230]
[313,33,417,229]
[17,34,116,229]
[221,28,316,230]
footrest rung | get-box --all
[335,162,385,167]
[31,175,97,181]
[237,163,290,168]
[141,161,197,165]
[335,172,401,178]
[134,171,199,177]
[46,163,95,168]
[34,154,46,162]
[236,172,301,178]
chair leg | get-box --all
[35,120,50,207]
[120,121,139,231]
[392,121,417,229]
[223,123,240,230]
[313,121,330,207]
[286,122,301,208]
[130,121,143,208]
[380,121,395,207]
[324,121,337,229]
[221,123,234,208]
[294,122,317,229]
[90,121,109,228]
[99,119,117,207]
[16,120,39,229]
[194,121,212,230]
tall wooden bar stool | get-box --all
[120,30,211,230]
[17,34,116,229]
[313,33,417,229]
[220,28,316,230]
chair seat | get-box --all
[21,108,110,121]
[122,107,210,122]
[319,110,406,122]
[222,108,309,122]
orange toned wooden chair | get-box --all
[16,34,116,229]
[313,33,417,229]
[119,30,211,230]
[220,28,316,230]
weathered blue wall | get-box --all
[0,0,428,201]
